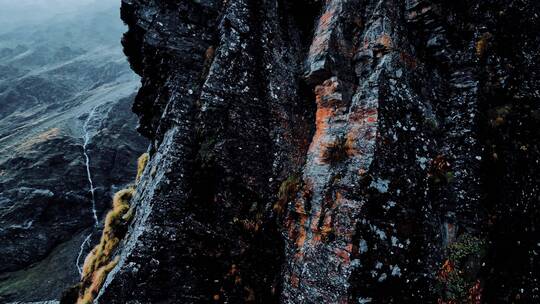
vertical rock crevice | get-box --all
[92,1,319,303]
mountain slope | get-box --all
[0,1,147,302]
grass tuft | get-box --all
[322,136,350,164]
[77,188,134,304]
[136,152,149,183]
[74,152,149,303]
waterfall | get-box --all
[76,233,93,276]
[82,107,99,226]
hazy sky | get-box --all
[0,0,119,33]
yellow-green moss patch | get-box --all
[75,152,149,303]
[77,188,134,304]
[273,175,301,214]
[136,152,149,183]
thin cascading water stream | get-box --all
[76,233,93,276]
[76,106,100,275]
[83,107,99,226]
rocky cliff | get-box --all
[69,0,540,303]
[0,2,147,302]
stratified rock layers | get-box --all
[91,0,540,303]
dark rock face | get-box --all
[86,0,539,303]
[0,2,147,302]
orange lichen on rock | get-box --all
[309,210,322,232]
[346,104,378,162]
[294,197,306,215]
[468,280,482,304]
[319,8,335,31]
[438,259,454,280]
[431,155,451,173]
[429,155,453,184]
[295,215,308,248]
[307,5,338,58]
[349,107,378,123]
[311,107,334,153]
[314,78,343,107]
[320,224,333,238]
[290,274,300,288]
[205,45,215,61]
[310,78,347,163]
[476,32,492,58]
[311,232,322,244]
[286,195,309,250]
[376,34,393,52]
[334,247,351,264]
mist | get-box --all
[0,0,120,33]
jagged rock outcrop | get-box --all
[73,0,540,303]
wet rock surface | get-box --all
[0,2,147,302]
[69,0,540,303]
